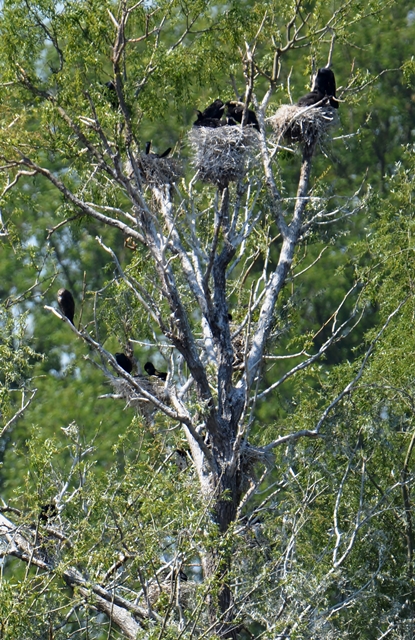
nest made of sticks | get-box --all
[143,577,194,610]
[231,329,253,369]
[109,375,169,418]
[126,153,182,186]
[241,443,275,474]
[268,103,338,147]
[188,125,259,187]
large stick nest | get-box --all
[188,125,259,187]
[268,104,338,147]
[241,443,275,471]
[109,375,169,418]
[132,154,182,186]
[143,578,194,610]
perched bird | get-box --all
[145,141,172,158]
[296,90,325,108]
[39,502,58,524]
[57,288,75,324]
[225,101,260,131]
[297,68,339,109]
[176,568,188,582]
[312,67,339,109]
[144,361,167,381]
[193,99,225,127]
[200,99,225,119]
[105,80,116,92]
[103,80,119,109]
[115,352,134,374]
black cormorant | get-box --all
[144,361,167,381]
[115,353,134,374]
[297,68,339,109]
[225,101,260,131]
[193,99,225,127]
[57,288,75,324]
[145,141,172,157]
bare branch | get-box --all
[0,389,37,439]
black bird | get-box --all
[312,68,339,109]
[115,352,134,374]
[193,116,224,128]
[104,80,119,109]
[296,90,325,108]
[145,141,172,158]
[144,361,167,381]
[158,147,172,158]
[193,99,225,127]
[297,68,339,109]
[39,502,58,524]
[201,99,225,119]
[57,288,75,324]
[225,101,260,131]
[177,569,188,582]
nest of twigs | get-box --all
[232,330,252,369]
[188,125,259,187]
[109,375,169,418]
[268,104,338,147]
[241,443,275,472]
[144,578,194,610]
[128,154,182,186]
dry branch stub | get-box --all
[129,153,182,186]
[108,375,169,418]
[188,125,259,187]
[268,104,338,148]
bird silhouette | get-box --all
[39,502,58,524]
[297,68,339,109]
[312,68,338,108]
[225,101,260,131]
[193,99,225,127]
[296,90,325,107]
[103,80,119,109]
[145,141,172,158]
[144,361,167,381]
[57,288,75,324]
[115,353,133,374]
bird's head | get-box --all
[144,361,156,376]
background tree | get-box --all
[1,1,415,639]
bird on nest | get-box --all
[193,99,226,128]
[115,353,134,374]
[144,361,167,381]
[145,140,172,158]
[297,67,339,109]
[225,101,260,131]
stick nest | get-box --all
[188,125,259,187]
[241,443,275,470]
[109,375,169,418]
[134,154,182,186]
[144,579,194,610]
[268,104,338,147]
